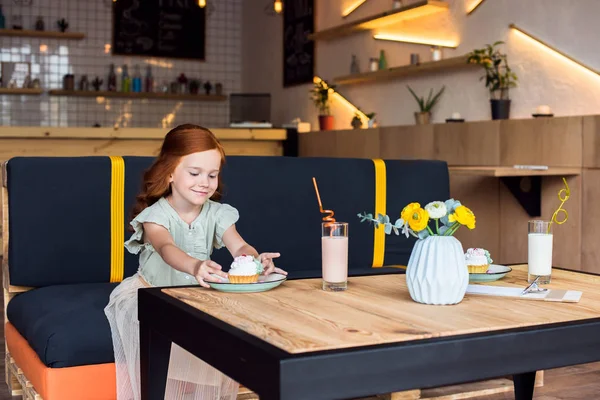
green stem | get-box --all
[435,219,440,234]
[426,225,435,236]
[444,222,458,236]
[448,223,461,236]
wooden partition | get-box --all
[300,115,600,274]
[0,126,286,159]
[0,126,287,257]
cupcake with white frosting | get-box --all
[465,248,493,273]
[228,255,264,283]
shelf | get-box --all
[0,29,85,40]
[47,90,227,101]
[0,88,43,95]
[334,55,477,85]
[308,0,448,41]
[450,166,580,217]
[449,166,581,177]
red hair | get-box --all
[130,124,226,224]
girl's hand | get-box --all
[194,260,227,288]
[258,252,287,276]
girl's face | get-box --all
[169,149,221,207]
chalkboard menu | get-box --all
[113,0,205,60]
[283,0,315,87]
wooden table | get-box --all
[138,266,600,400]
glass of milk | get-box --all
[528,220,553,284]
[322,222,348,291]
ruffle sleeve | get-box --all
[213,204,240,249]
[124,204,171,255]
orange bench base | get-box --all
[5,322,258,400]
[5,322,116,400]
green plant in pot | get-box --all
[366,112,377,128]
[467,41,518,120]
[310,80,335,131]
[407,85,445,125]
[351,111,363,129]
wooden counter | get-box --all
[299,115,600,274]
[0,126,287,159]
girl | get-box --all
[104,124,286,400]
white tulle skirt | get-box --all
[104,273,239,400]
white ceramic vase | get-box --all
[406,235,469,305]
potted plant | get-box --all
[310,80,335,131]
[358,199,475,305]
[467,41,518,120]
[351,112,363,129]
[407,85,445,125]
[366,112,377,128]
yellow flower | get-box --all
[401,202,421,223]
[408,208,429,232]
[448,205,476,229]
[401,203,430,232]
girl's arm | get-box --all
[221,224,259,258]
[222,225,285,276]
[143,222,227,287]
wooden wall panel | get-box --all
[498,179,531,265]
[379,125,435,160]
[500,117,583,167]
[450,174,500,260]
[435,121,500,166]
[541,175,582,272]
[582,169,600,274]
[498,175,582,271]
[583,116,600,168]
[299,131,340,157]
[335,129,381,159]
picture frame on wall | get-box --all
[283,0,315,87]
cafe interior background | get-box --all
[1,0,599,129]
[3,0,600,399]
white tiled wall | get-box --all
[0,0,241,128]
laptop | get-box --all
[229,93,273,128]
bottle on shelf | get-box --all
[350,54,360,74]
[121,64,130,93]
[431,46,442,61]
[369,57,379,72]
[378,50,387,70]
[35,16,45,31]
[144,65,154,92]
[132,64,142,92]
[0,5,5,30]
[107,63,117,91]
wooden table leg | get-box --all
[513,371,536,400]
[140,321,171,400]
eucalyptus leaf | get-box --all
[418,230,430,239]
[384,223,392,235]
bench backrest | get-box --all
[4,156,449,287]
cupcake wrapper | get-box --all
[467,264,489,273]
[228,274,259,284]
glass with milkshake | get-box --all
[322,222,348,291]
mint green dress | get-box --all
[124,197,239,286]
[105,197,241,400]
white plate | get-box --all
[207,273,287,293]
[469,264,512,282]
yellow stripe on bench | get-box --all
[372,159,386,268]
[110,156,125,283]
